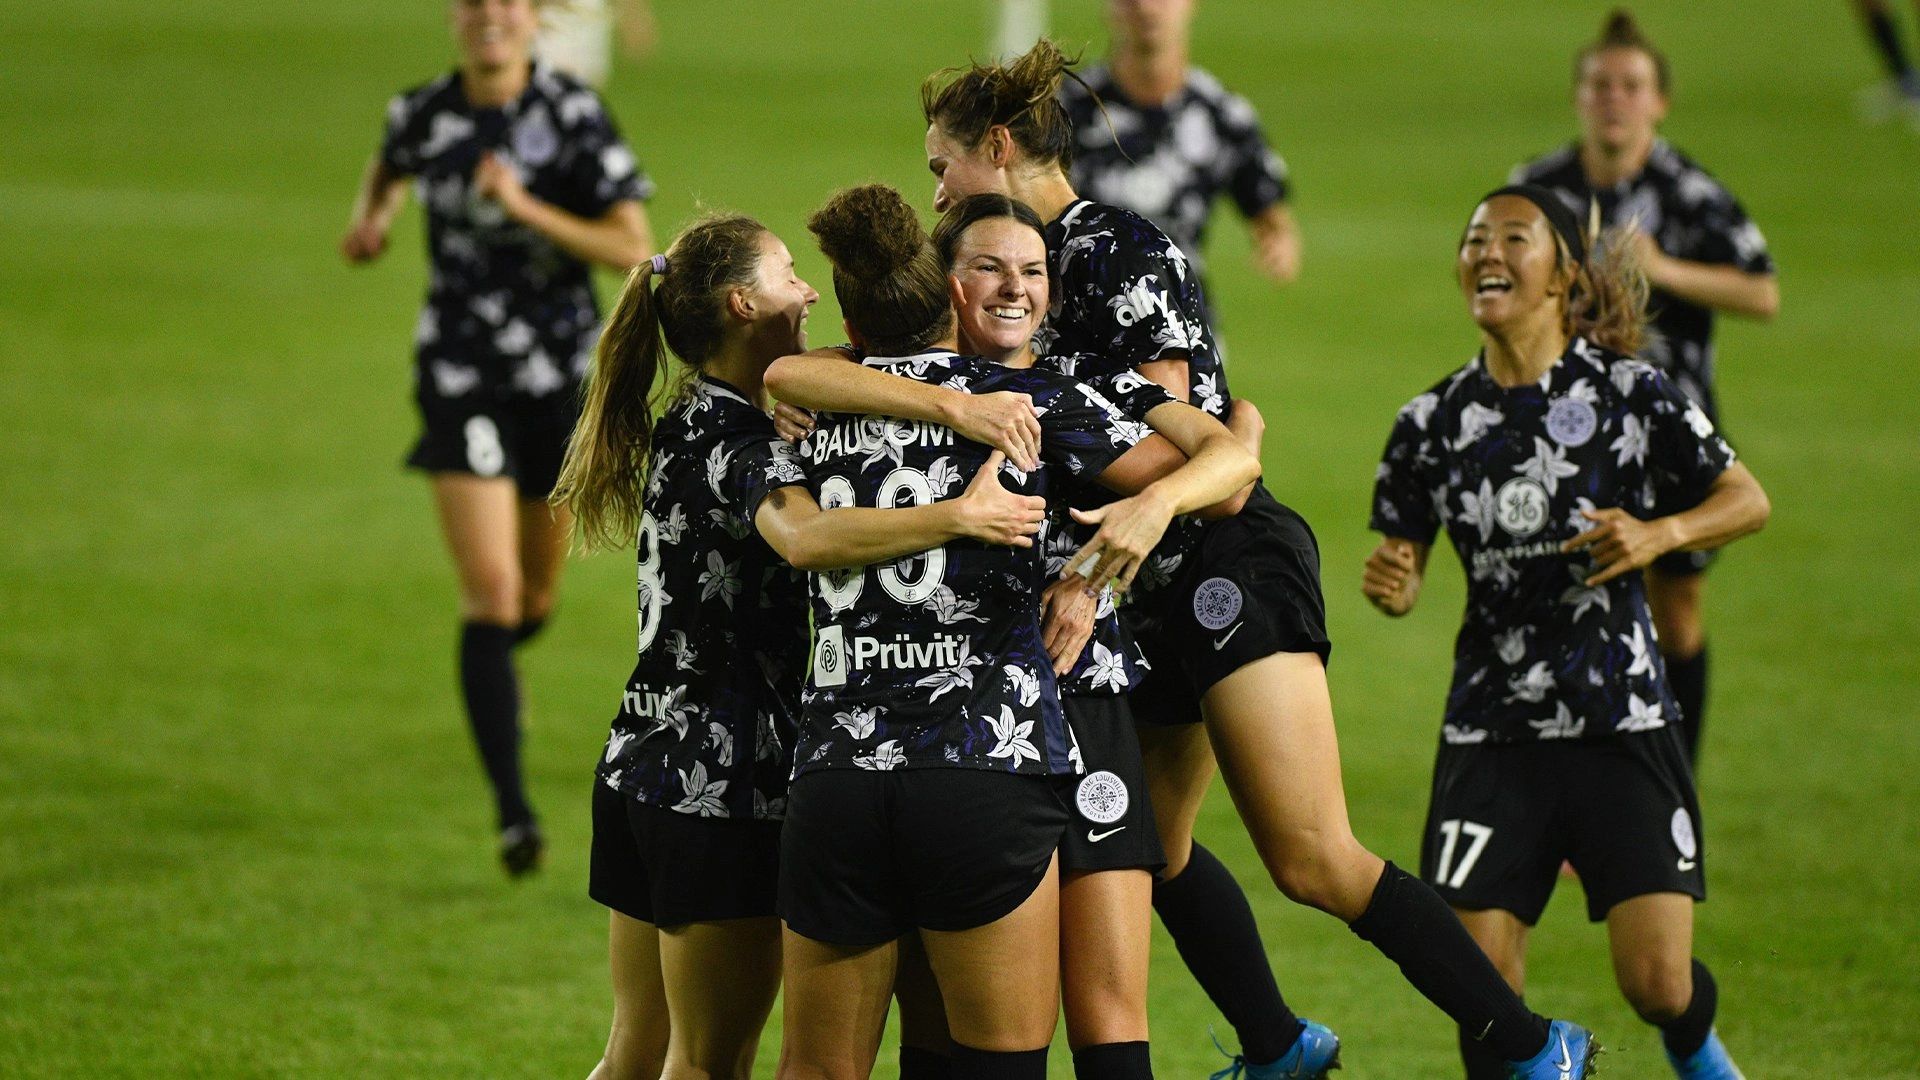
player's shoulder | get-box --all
[387,70,461,126]
[1185,66,1259,127]
[1059,201,1185,267]
[1059,62,1110,106]
[529,61,615,129]
[1509,144,1580,187]
[1396,360,1482,432]
[1575,337,1666,399]
[1650,141,1742,210]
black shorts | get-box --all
[406,384,580,500]
[588,781,782,927]
[1058,695,1165,874]
[1420,727,1705,925]
[778,769,1070,947]
[1128,486,1332,726]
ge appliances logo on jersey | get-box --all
[1494,478,1549,538]
[812,624,968,688]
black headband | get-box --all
[1478,184,1588,265]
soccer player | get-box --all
[532,0,655,89]
[552,215,1049,1080]
[1509,9,1780,765]
[766,192,1262,1080]
[775,184,1255,1080]
[340,0,653,876]
[1854,0,1920,124]
[1364,185,1769,1080]
[1060,0,1301,289]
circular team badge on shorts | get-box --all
[1192,577,1243,631]
[1546,397,1599,447]
[1494,478,1549,538]
[1670,808,1698,860]
[1076,770,1130,824]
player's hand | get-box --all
[773,402,816,443]
[473,152,531,218]
[1251,223,1301,284]
[1362,537,1421,616]
[1066,488,1175,594]
[340,220,389,264]
[1563,507,1678,586]
[942,390,1041,473]
[616,0,658,58]
[952,451,1047,548]
[1625,228,1672,289]
[1040,575,1099,675]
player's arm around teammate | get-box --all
[554,216,1043,1080]
[1364,186,1766,1080]
[338,0,654,875]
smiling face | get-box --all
[1457,195,1569,335]
[741,231,819,360]
[947,216,1049,363]
[450,0,537,73]
[926,123,1011,213]
[1575,46,1668,155]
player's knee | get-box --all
[1267,834,1370,914]
[1618,958,1692,1024]
[520,583,557,624]
[460,563,524,623]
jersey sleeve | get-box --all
[1082,366,1178,420]
[1677,174,1774,275]
[378,92,422,176]
[1369,393,1444,544]
[1027,373,1153,482]
[723,435,810,531]
[1218,92,1290,218]
[1640,368,1736,511]
[558,92,655,214]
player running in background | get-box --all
[1510,9,1779,766]
[553,215,1047,1080]
[766,191,1261,1080]
[775,184,1253,1080]
[1060,0,1301,290]
[1854,0,1920,124]
[532,0,656,89]
[340,0,653,876]
[1364,185,1768,1080]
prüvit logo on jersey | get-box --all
[811,624,969,689]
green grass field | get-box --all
[3,1,1918,1075]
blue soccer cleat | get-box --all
[1507,1019,1598,1080]
[1209,1020,1342,1080]
[1666,1029,1743,1080]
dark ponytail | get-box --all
[921,38,1082,169]
[1577,9,1671,93]
[807,185,954,356]
[552,214,768,552]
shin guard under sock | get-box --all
[950,1045,1047,1080]
[1348,862,1548,1063]
[459,621,532,829]
[1152,842,1302,1063]
[900,1045,954,1080]
[1072,1041,1153,1080]
[1659,959,1719,1060]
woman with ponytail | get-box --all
[1364,186,1770,1080]
[1510,8,1781,766]
[556,215,1051,1080]
[772,184,1259,1080]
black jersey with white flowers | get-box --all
[1061,64,1290,277]
[1371,338,1735,745]
[1038,200,1227,592]
[597,377,810,819]
[378,63,653,403]
[793,351,1150,777]
[1511,140,1774,423]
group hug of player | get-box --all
[342,3,1777,1078]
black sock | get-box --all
[1072,1041,1153,1080]
[459,621,533,830]
[950,1045,1047,1080]
[1659,959,1718,1060]
[1152,842,1302,1063]
[1347,862,1549,1063]
[1865,5,1917,78]
[901,1045,954,1080]
[1457,1025,1513,1080]
[1665,645,1708,767]
[514,616,547,647]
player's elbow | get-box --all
[1196,482,1254,520]
[1749,276,1780,321]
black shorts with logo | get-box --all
[406,382,580,500]
[778,768,1071,947]
[1420,726,1705,925]
[1058,695,1165,875]
[1128,485,1332,727]
[588,780,783,927]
